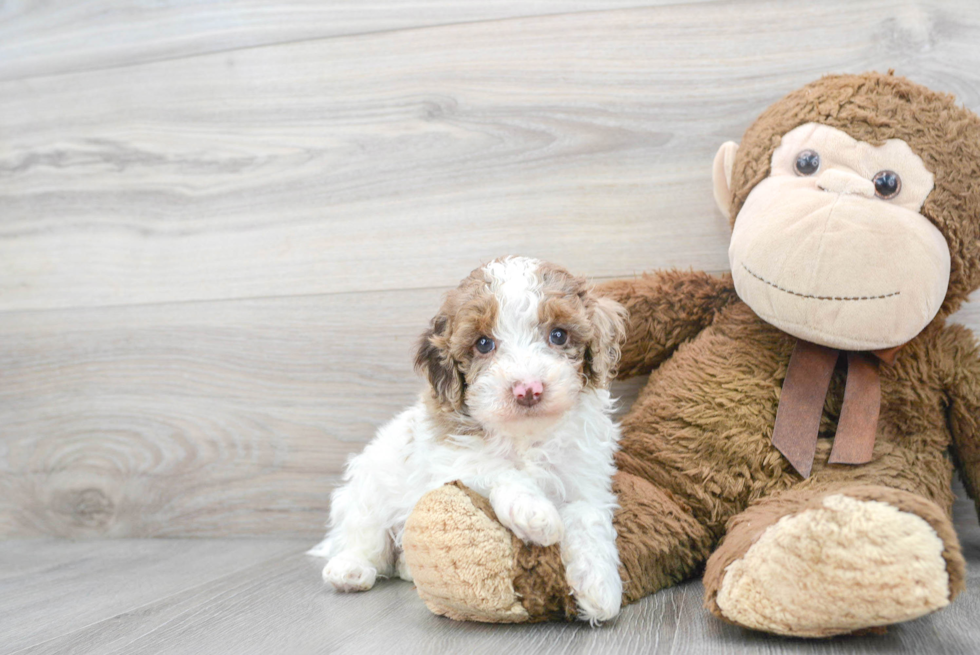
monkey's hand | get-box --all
[597,269,737,378]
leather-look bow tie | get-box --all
[771,339,900,478]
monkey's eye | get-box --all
[794,150,821,176]
[549,328,568,346]
[475,336,495,354]
[872,170,901,199]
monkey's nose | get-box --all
[816,169,875,198]
[513,380,544,407]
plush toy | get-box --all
[400,72,980,637]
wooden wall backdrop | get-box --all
[2,0,980,538]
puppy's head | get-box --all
[414,257,627,432]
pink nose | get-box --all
[513,380,544,407]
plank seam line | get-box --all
[0,2,680,84]
[0,271,733,316]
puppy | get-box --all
[310,256,628,622]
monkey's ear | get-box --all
[712,141,740,218]
[584,296,629,388]
[414,316,465,411]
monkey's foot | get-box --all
[401,482,576,623]
[704,486,965,638]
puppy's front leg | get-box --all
[560,501,623,624]
[320,460,395,592]
[487,472,563,547]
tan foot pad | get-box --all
[716,494,950,637]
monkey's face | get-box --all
[716,123,949,351]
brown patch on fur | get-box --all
[415,267,497,414]
[537,262,628,389]
[418,258,627,417]
[582,295,628,388]
[538,267,593,384]
[728,71,980,316]
[415,314,464,412]
[537,261,586,296]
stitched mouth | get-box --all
[741,264,900,301]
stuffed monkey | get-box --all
[400,72,980,637]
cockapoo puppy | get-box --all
[310,256,628,622]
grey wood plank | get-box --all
[0,1,717,81]
[3,0,979,311]
[0,283,648,538]
[8,482,978,655]
[0,538,303,654]
[0,286,436,538]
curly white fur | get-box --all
[310,257,624,623]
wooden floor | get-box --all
[4,481,977,655]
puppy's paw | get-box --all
[323,553,377,592]
[496,493,563,546]
[568,565,623,625]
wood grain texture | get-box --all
[0,287,436,538]
[0,283,647,537]
[0,1,717,81]
[3,0,980,311]
[0,538,302,654]
[5,481,978,655]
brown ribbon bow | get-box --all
[771,339,900,478]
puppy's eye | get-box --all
[549,328,568,346]
[794,150,820,176]
[872,170,901,199]
[475,336,495,354]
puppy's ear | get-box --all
[414,314,466,411]
[583,295,628,388]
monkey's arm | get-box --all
[942,323,980,518]
[597,270,738,378]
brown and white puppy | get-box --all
[310,256,628,623]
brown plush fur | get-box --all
[401,72,980,635]
[612,472,714,604]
